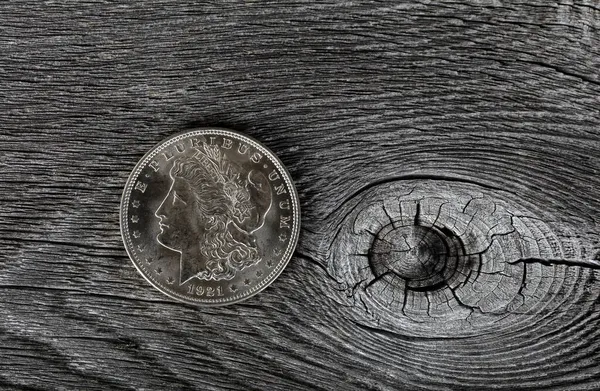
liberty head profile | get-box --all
[154,139,272,283]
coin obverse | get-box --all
[120,128,300,305]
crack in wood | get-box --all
[509,257,600,270]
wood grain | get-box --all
[1,1,599,390]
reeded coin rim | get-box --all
[119,127,301,306]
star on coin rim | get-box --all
[119,128,301,306]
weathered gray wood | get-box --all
[1,1,599,390]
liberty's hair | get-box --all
[170,154,261,281]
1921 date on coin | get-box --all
[120,128,300,305]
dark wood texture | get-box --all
[1,1,599,390]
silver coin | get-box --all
[120,128,300,305]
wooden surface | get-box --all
[1,1,599,390]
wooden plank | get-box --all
[0,1,599,389]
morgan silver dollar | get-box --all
[120,128,300,305]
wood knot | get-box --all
[370,222,466,291]
[321,179,599,338]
